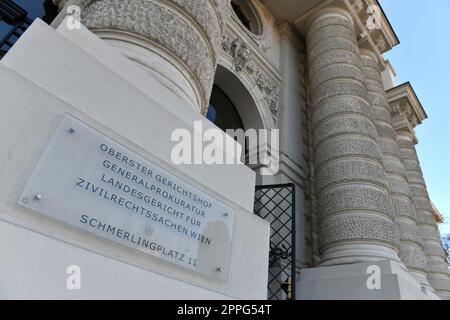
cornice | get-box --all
[386,82,427,140]
[348,0,399,52]
[262,0,399,68]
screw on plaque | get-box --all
[34,193,43,200]
[223,213,229,217]
[68,128,76,134]
[216,267,223,272]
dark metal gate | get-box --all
[254,183,296,300]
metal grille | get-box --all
[0,0,31,58]
[254,183,296,300]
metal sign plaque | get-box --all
[18,114,235,281]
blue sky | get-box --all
[379,0,450,236]
[11,0,45,18]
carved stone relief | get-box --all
[222,34,280,123]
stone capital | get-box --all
[386,82,427,143]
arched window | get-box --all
[231,0,263,36]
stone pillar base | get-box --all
[297,260,440,300]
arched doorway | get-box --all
[209,64,293,300]
[208,64,266,131]
[207,64,276,179]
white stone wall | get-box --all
[0,18,270,300]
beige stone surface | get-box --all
[307,9,400,266]
[1,0,449,300]
[360,49,430,289]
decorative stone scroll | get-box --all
[222,35,280,122]
[348,0,389,53]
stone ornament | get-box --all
[348,0,389,54]
[222,35,280,122]
[222,37,251,72]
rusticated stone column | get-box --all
[396,130,450,299]
[307,9,400,266]
[360,50,430,287]
[54,0,229,112]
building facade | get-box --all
[1,0,449,300]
